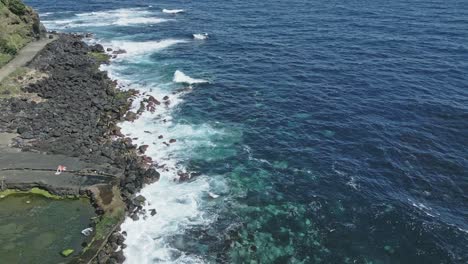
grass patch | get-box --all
[0,66,28,97]
[0,187,69,199]
[61,249,74,257]
[94,207,125,240]
[82,186,125,255]
[0,0,40,57]
[88,52,109,63]
[0,66,46,98]
[0,52,12,67]
[81,206,124,254]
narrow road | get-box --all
[0,35,56,82]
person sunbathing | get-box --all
[55,165,67,175]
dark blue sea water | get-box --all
[27,0,468,263]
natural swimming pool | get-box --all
[0,193,95,263]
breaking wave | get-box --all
[193,33,209,40]
[162,9,185,14]
[95,27,223,263]
[109,39,188,58]
[42,8,171,29]
[173,70,208,84]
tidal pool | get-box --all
[0,193,95,264]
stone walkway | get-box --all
[0,35,56,82]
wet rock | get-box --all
[97,250,109,264]
[150,209,157,216]
[177,171,190,182]
[130,214,139,221]
[106,47,113,52]
[147,95,160,105]
[192,171,203,177]
[124,111,137,122]
[124,181,137,194]
[109,232,125,246]
[146,101,156,112]
[144,168,160,182]
[90,44,105,53]
[134,195,146,205]
[169,139,176,143]
[142,155,153,165]
[112,49,127,55]
[158,135,163,139]
[138,145,149,154]
[137,101,145,115]
[111,250,125,263]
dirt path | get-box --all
[0,35,57,82]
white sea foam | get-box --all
[162,9,185,14]
[110,39,188,58]
[42,8,170,30]
[117,91,221,264]
[101,58,222,263]
[409,199,438,218]
[114,17,169,26]
[120,173,212,264]
[173,70,208,84]
[44,6,222,263]
[39,12,53,17]
[193,33,209,40]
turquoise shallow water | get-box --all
[26,0,468,263]
[0,194,95,263]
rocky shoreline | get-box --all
[0,34,161,263]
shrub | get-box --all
[7,0,27,16]
[0,38,17,54]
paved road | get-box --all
[0,35,56,82]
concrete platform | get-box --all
[0,133,123,193]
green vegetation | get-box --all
[0,53,12,67]
[60,249,74,257]
[81,206,124,257]
[81,186,126,258]
[0,0,42,67]
[0,66,28,97]
[0,187,74,199]
[94,207,125,241]
[0,66,46,99]
[1,0,27,16]
[88,52,110,63]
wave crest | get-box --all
[162,9,185,14]
[173,70,208,84]
[193,33,209,40]
[42,8,170,29]
[110,39,188,57]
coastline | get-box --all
[0,33,159,263]
[3,1,468,263]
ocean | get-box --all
[26,0,468,263]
